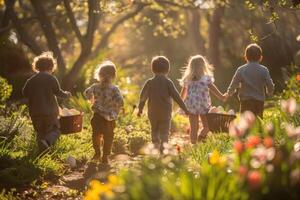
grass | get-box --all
[183,133,233,165]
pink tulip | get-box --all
[281,98,297,115]
[247,170,262,188]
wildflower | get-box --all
[285,124,300,138]
[247,170,262,188]
[229,121,247,138]
[241,111,256,128]
[281,98,297,115]
[233,140,244,154]
[263,136,273,148]
[297,74,300,82]
[238,165,248,177]
[84,180,115,200]
[208,150,227,168]
[246,136,261,149]
[294,142,300,152]
[264,123,274,135]
[252,145,275,164]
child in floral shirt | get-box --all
[180,55,226,143]
[84,61,124,163]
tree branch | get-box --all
[63,0,84,46]
[30,0,66,74]
[90,3,146,60]
[4,0,42,54]
[154,0,196,10]
[85,0,101,49]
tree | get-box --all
[2,0,148,89]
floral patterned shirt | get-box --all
[183,75,214,115]
[84,83,124,121]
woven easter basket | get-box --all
[59,113,84,134]
[205,113,236,133]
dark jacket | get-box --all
[22,72,69,117]
[138,74,188,120]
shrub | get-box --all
[128,131,151,155]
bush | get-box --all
[128,131,151,155]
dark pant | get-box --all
[31,115,60,149]
[91,113,115,156]
[149,118,171,149]
[240,99,264,118]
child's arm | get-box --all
[138,81,149,116]
[84,85,95,103]
[22,79,30,97]
[265,69,275,97]
[209,83,226,102]
[180,86,187,100]
[226,69,242,96]
[52,76,71,98]
[168,80,189,115]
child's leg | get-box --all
[158,119,171,152]
[188,114,199,144]
[44,116,60,146]
[91,114,102,159]
[149,118,160,148]
[198,115,209,141]
[102,120,116,163]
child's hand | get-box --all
[184,110,190,116]
[66,91,72,98]
[222,93,229,102]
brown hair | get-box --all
[94,61,116,86]
[32,52,57,72]
[151,56,170,74]
[244,43,262,62]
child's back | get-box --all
[23,72,69,117]
[140,74,186,120]
[228,62,274,101]
[226,43,274,117]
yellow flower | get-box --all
[108,175,119,186]
[209,150,221,165]
[84,179,116,200]
[209,150,227,168]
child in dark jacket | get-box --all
[22,52,71,151]
[225,44,275,118]
[138,56,189,151]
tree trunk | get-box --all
[188,9,206,55]
[30,0,66,75]
[208,6,224,67]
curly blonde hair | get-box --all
[94,61,116,86]
[32,51,57,72]
[179,55,214,86]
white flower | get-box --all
[281,98,297,115]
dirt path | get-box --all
[15,133,190,199]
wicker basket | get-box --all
[59,113,83,134]
[205,113,236,133]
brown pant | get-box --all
[91,113,115,156]
[31,115,60,149]
[240,99,264,118]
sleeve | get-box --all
[138,80,150,112]
[265,68,275,96]
[227,68,242,96]
[52,76,69,98]
[206,75,214,85]
[84,84,95,100]
[22,79,30,97]
[114,87,124,109]
[168,80,188,112]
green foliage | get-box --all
[0,76,12,104]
